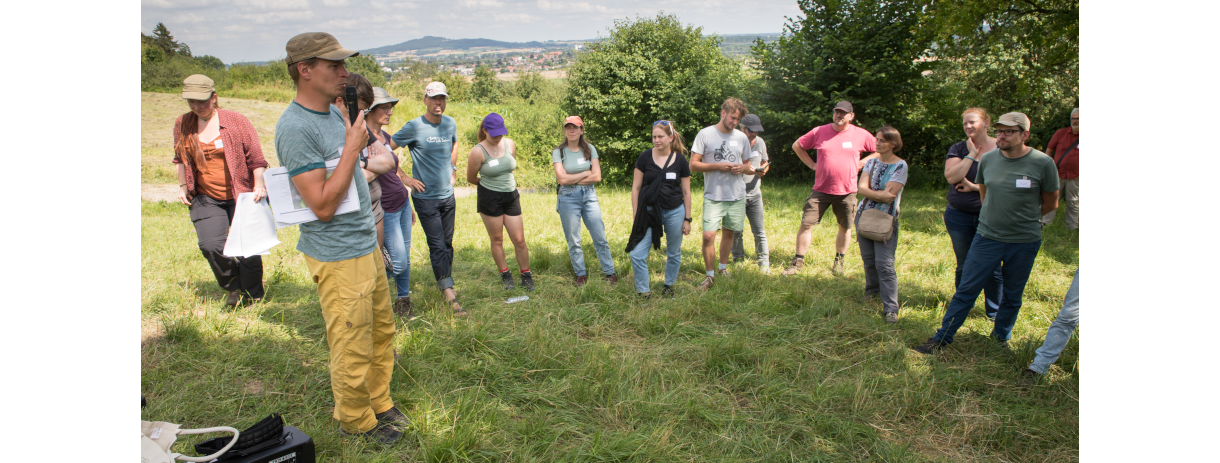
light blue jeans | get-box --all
[629,206,685,294]
[382,207,412,298]
[1029,269,1079,374]
[556,185,615,277]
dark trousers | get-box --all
[933,235,1041,343]
[411,194,456,290]
[189,195,265,299]
[944,205,1002,319]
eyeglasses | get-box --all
[371,103,395,112]
[653,120,672,126]
[187,98,213,107]
[995,128,1024,137]
[1070,117,1079,121]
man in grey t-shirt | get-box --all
[274,32,403,444]
[690,97,754,291]
[731,114,771,271]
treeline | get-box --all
[564,2,1078,186]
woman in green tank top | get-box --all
[466,113,534,291]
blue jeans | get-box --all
[1029,269,1080,374]
[629,206,685,294]
[933,235,1042,343]
[857,217,900,315]
[382,207,412,298]
[556,185,615,277]
[944,205,1002,319]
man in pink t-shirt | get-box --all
[782,100,877,276]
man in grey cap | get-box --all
[730,113,771,272]
[914,112,1059,355]
[273,32,405,444]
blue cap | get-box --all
[483,113,508,137]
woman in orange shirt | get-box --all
[172,74,269,306]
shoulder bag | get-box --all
[857,161,901,242]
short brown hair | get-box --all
[344,73,374,108]
[875,126,903,152]
[962,107,991,125]
[721,97,748,118]
[287,58,318,85]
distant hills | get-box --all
[361,36,577,56]
[361,34,782,58]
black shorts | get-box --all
[476,183,522,217]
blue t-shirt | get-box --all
[273,102,376,262]
[391,115,457,200]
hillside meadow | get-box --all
[142,93,1078,461]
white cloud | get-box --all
[537,0,607,12]
[322,0,348,6]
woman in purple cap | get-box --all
[466,113,534,291]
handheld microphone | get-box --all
[344,85,377,148]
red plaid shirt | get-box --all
[172,109,270,198]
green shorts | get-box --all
[702,197,746,232]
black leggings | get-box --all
[189,195,265,299]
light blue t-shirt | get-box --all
[391,115,457,200]
[273,102,376,262]
[551,144,599,175]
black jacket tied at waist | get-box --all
[625,150,674,253]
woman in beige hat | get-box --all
[172,74,270,306]
[367,86,417,319]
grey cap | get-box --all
[993,112,1031,132]
[371,87,398,108]
[741,114,764,132]
[834,100,854,113]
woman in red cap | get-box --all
[552,115,618,286]
[466,112,534,291]
[172,74,269,306]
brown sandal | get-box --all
[448,297,467,317]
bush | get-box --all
[563,13,746,184]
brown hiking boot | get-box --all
[575,275,588,287]
[696,276,715,291]
[781,256,804,276]
[393,297,415,320]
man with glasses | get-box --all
[690,97,754,290]
[915,112,1059,354]
[783,100,877,276]
[1039,108,1080,230]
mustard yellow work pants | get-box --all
[304,251,396,433]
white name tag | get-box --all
[752,150,760,158]
[214,138,223,149]
[488,159,500,167]
[577,158,587,164]
[665,172,677,180]
[842,141,853,149]
[1016,178,1031,188]
[729,140,740,147]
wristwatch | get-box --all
[452,165,458,171]
[684,217,692,222]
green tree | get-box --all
[345,54,387,88]
[563,13,745,183]
[429,71,470,103]
[924,0,1079,149]
[194,55,225,70]
[750,0,936,173]
[515,69,546,102]
[471,65,504,103]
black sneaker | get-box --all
[1020,368,1041,386]
[501,270,515,290]
[913,337,947,354]
[226,289,241,306]
[638,292,651,300]
[375,406,410,428]
[339,421,401,445]
[520,271,535,291]
[662,285,675,298]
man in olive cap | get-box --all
[915,112,1059,355]
[273,32,404,444]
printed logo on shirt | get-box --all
[426,136,452,143]
[711,141,738,163]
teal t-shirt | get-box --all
[273,102,376,262]
[477,144,517,192]
[391,115,457,200]
[550,144,599,175]
[975,147,1060,243]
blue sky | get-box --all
[141,0,802,63]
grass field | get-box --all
[142,92,1078,462]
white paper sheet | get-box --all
[222,192,281,257]
[263,155,361,228]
